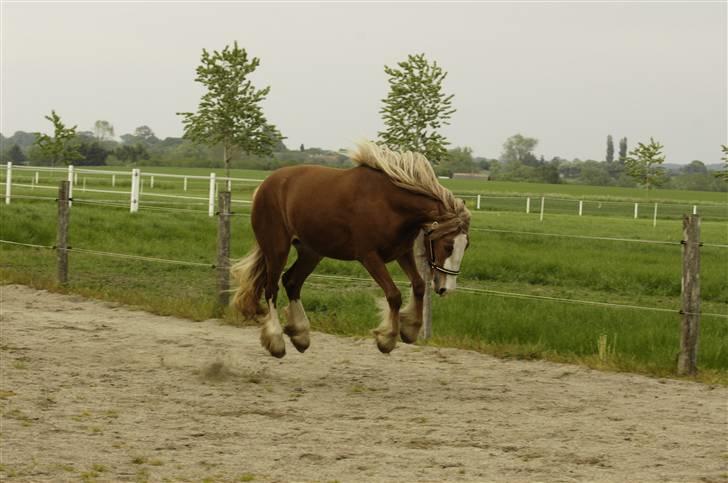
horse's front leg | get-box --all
[360,252,401,354]
[396,250,425,344]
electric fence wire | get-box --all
[1,239,726,319]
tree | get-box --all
[618,137,628,163]
[114,144,150,164]
[682,160,708,175]
[93,120,114,141]
[606,135,614,163]
[501,134,538,165]
[7,144,26,164]
[121,126,159,146]
[177,41,283,178]
[33,110,84,167]
[378,53,455,163]
[77,142,109,165]
[716,145,728,182]
[625,137,667,196]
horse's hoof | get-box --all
[400,328,419,344]
[261,333,286,358]
[284,325,310,353]
[290,333,310,353]
[375,333,397,354]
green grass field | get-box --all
[1,165,727,382]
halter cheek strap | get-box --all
[423,222,461,276]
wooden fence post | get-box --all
[216,191,232,313]
[57,181,70,285]
[414,231,433,339]
[678,214,701,376]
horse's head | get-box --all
[424,216,470,297]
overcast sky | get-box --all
[2,1,726,164]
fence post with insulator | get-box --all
[130,168,141,213]
[678,214,701,376]
[57,181,71,284]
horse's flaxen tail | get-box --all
[231,243,267,319]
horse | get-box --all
[231,141,471,358]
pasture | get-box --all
[1,164,727,382]
[2,285,727,482]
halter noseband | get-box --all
[423,222,461,276]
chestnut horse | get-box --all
[231,141,471,358]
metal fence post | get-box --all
[678,214,701,376]
[57,181,70,284]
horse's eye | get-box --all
[445,245,454,255]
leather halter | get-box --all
[423,222,461,276]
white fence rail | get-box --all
[1,163,256,216]
[2,163,727,222]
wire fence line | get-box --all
[2,238,726,320]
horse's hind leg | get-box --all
[258,229,291,358]
[282,242,322,353]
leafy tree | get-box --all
[625,137,667,196]
[7,144,26,164]
[618,137,628,163]
[93,120,114,141]
[114,143,150,164]
[682,160,707,175]
[177,41,283,178]
[435,146,476,177]
[716,145,728,182]
[33,110,84,166]
[77,142,109,165]
[121,125,159,146]
[606,135,614,163]
[378,53,455,163]
[501,134,538,165]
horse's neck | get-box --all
[398,191,447,226]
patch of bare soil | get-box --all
[1,284,726,482]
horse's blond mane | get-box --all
[350,141,470,234]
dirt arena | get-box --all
[1,284,726,482]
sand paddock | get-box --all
[1,284,726,482]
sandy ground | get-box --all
[1,284,726,483]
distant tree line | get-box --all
[1,127,724,192]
